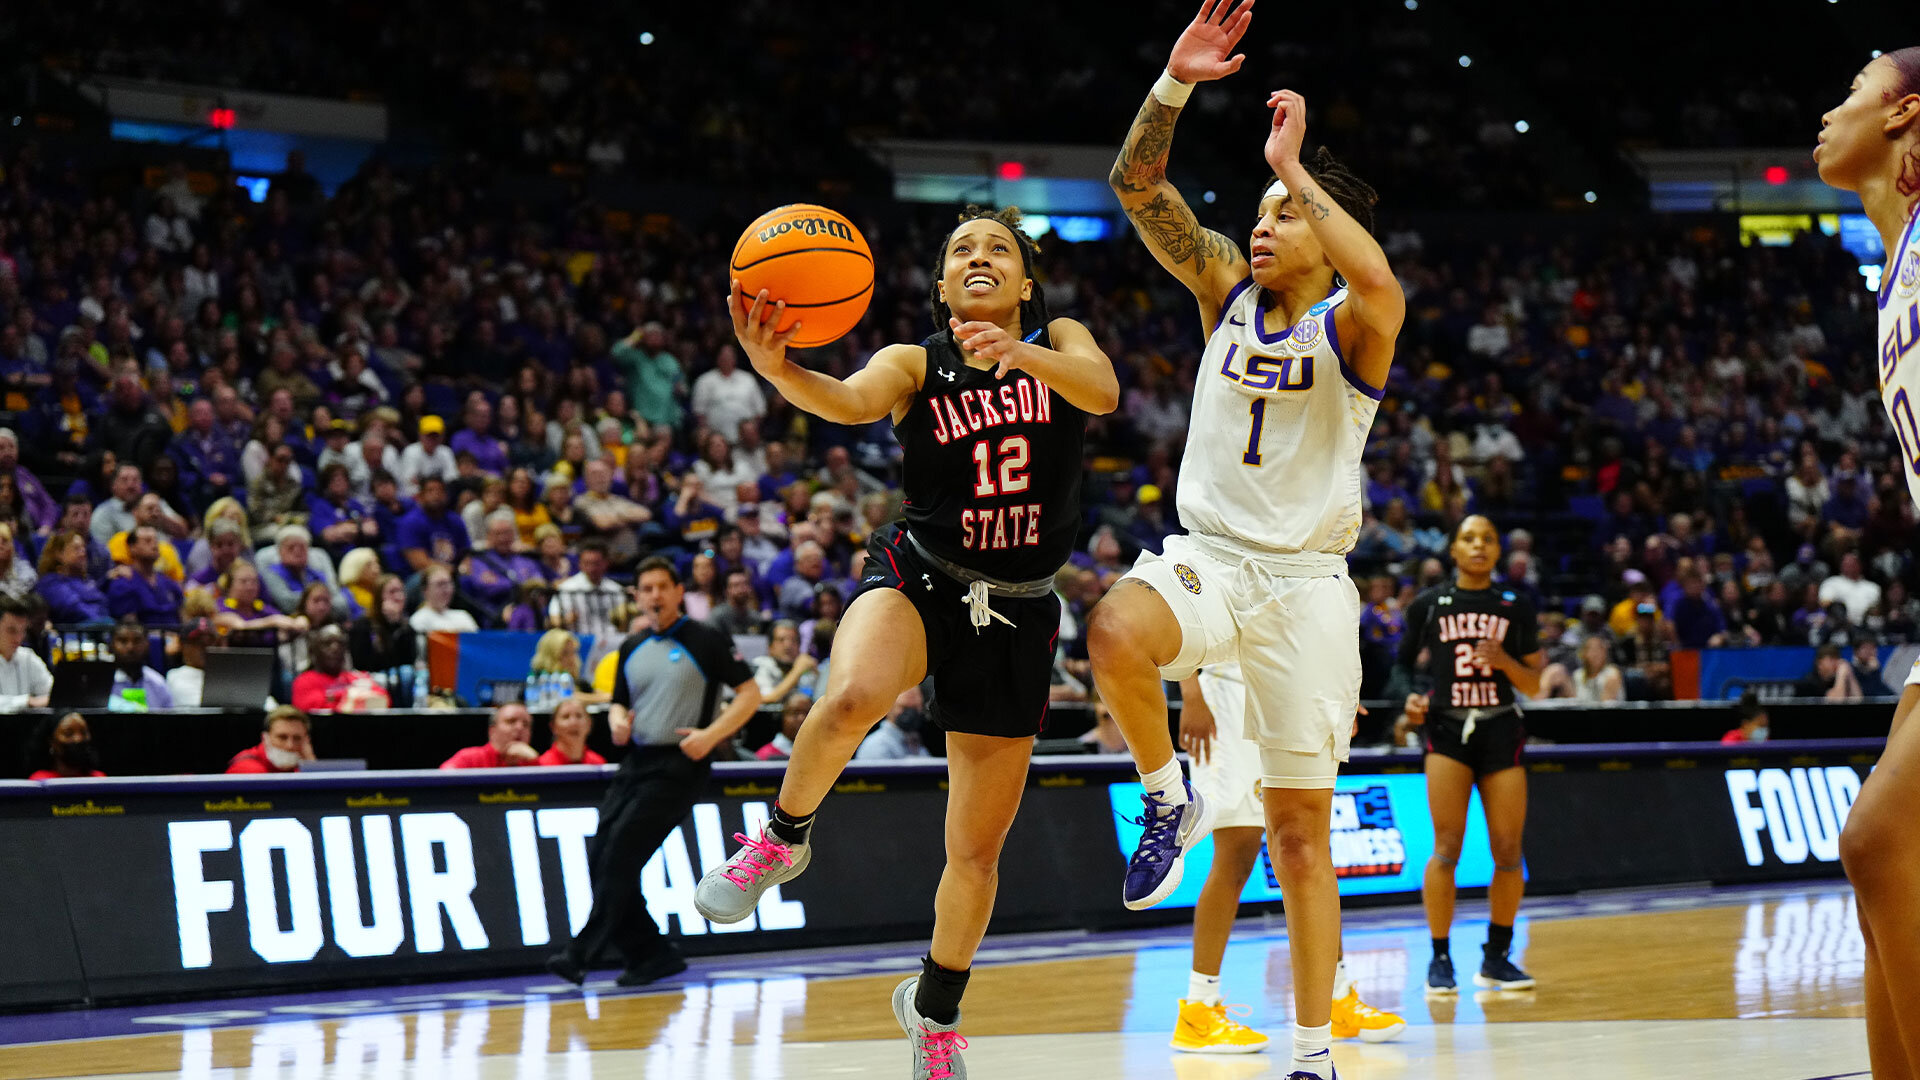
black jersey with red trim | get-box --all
[896,325,1086,582]
[1399,584,1538,711]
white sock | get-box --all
[1187,970,1222,1005]
[1291,1022,1334,1078]
[1139,757,1188,809]
[1331,958,1355,1000]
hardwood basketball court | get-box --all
[0,881,1868,1080]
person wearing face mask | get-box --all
[0,596,53,711]
[226,706,315,774]
[28,712,104,778]
[854,685,930,760]
[1721,692,1771,745]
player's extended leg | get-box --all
[695,588,927,924]
[1422,752,1474,996]
[893,731,1034,1080]
[1471,765,1534,990]
[1264,785,1341,1079]
[1087,578,1184,776]
[1087,580,1215,909]
[1840,686,1920,1079]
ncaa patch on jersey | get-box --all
[1174,564,1203,594]
[1290,318,1322,347]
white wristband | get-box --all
[1151,70,1194,107]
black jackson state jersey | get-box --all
[1400,584,1539,711]
[896,325,1085,582]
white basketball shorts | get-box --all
[1123,533,1360,788]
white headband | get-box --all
[1263,178,1290,203]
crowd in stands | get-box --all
[0,71,1906,774]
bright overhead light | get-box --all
[1514,120,1530,134]
[1202,190,1217,204]
[1584,191,1598,204]
[1458,55,1472,68]
[1404,0,1418,8]
[638,31,655,45]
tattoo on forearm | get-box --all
[1109,95,1179,194]
[1297,184,1333,221]
[1133,193,1234,271]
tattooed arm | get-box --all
[1109,0,1254,328]
[1264,89,1403,390]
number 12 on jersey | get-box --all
[972,435,1032,496]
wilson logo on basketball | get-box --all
[756,216,856,245]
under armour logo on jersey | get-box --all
[938,369,957,382]
[922,573,934,591]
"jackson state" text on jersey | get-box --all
[926,375,1054,444]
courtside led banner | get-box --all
[0,742,1881,1007]
[1107,774,1497,906]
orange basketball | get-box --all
[730,204,873,349]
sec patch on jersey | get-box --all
[1175,564,1203,594]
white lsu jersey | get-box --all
[1880,205,1920,514]
[1176,278,1384,556]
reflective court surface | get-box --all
[0,881,1871,1080]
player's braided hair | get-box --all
[1262,146,1379,235]
[928,205,1051,336]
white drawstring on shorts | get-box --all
[962,579,1015,631]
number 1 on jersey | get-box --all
[1242,398,1266,466]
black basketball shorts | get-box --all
[855,524,1062,739]
[1423,709,1526,777]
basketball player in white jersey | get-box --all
[1816,44,1920,1080]
[1094,2,1403,1075]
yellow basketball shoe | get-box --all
[1330,987,1406,1043]
[1170,999,1270,1054]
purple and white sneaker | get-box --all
[1122,782,1212,910]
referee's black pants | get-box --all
[561,746,710,969]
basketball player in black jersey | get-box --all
[1396,514,1544,997]
[697,207,1117,1079]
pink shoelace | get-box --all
[721,831,796,890]
[918,1027,967,1079]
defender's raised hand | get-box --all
[1265,89,1308,176]
[1168,0,1255,84]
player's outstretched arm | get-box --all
[948,316,1120,415]
[1108,0,1253,323]
[1263,90,1405,389]
[730,280,920,426]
